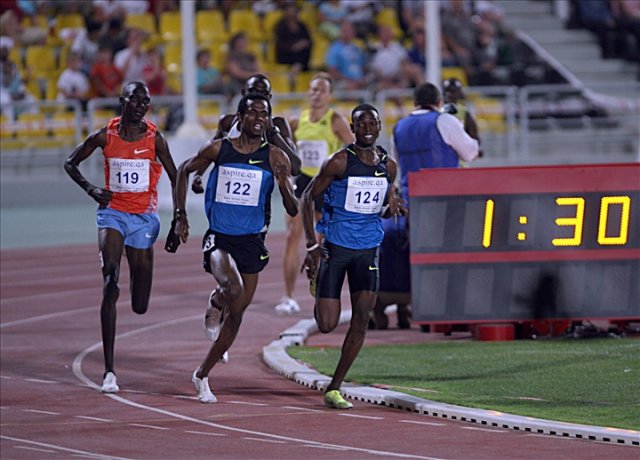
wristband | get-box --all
[174,209,187,218]
[306,243,319,252]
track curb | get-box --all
[262,312,640,447]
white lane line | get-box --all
[399,420,447,427]
[15,445,56,453]
[23,409,60,415]
[227,400,269,407]
[243,437,288,444]
[303,444,349,451]
[184,430,227,437]
[1,305,96,328]
[25,378,59,384]
[73,316,450,460]
[339,413,384,420]
[460,426,509,433]
[1,435,137,460]
[75,415,114,423]
[128,423,169,431]
[281,406,323,413]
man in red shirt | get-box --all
[64,81,177,393]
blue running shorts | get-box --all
[96,207,160,249]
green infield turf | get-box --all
[288,338,640,430]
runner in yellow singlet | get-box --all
[274,72,354,315]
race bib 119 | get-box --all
[108,158,150,192]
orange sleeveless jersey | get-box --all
[103,117,162,214]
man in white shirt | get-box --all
[370,25,423,91]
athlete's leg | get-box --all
[125,245,154,314]
[98,228,125,374]
[327,289,376,392]
[195,250,259,377]
[282,212,303,299]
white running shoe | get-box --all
[220,351,229,363]
[192,370,217,403]
[274,296,301,315]
[101,372,119,393]
[204,290,223,342]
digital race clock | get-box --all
[408,163,640,323]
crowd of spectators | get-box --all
[0,0,560,124]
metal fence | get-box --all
[1,83,638,177]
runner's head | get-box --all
[120,81,151,123]
[242,74,272,99]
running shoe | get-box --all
[101,371,119,393]
[220,351,229,363]
[274,296,301,315]
[192,370,217,403]
[204,289,223,342]
[324,390,353,409]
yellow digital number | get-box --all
[598,196,630,245]
[552,197,585,247]
[482,199,494,248]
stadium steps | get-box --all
[498,0,639,96]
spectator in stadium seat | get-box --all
[56,52,90,106]
[576,0,620,59]
[98,18,127,56]
[318,0,348,41]
[71,19,103,75]
[0,42,37,119]
[611,0,640,62]
[341,0,378,41]
[225,32,262,98]
[371,83,479,330]
[114,28,149,83]
[142,46,168,95]
[196,48,227,96]
[90,45,123,98]
[370,25,423,92]
[64,81,178,395]
[301,103,403,409]
[325,21,368,91]
[274,3,312,72]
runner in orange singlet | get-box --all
[64,81,178,394]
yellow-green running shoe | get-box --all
[324,390,353,409]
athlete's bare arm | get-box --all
[269,144,298,217]
[64,128,111,206]
[174,139,224,243]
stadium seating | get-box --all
[228,9,263,42]
[125,12,161,46]
[375,7,403,39]
[196,9,229,45]
[159,11,182,43]
[25,45,58,80]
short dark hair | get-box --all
[414,83,441,108]
[351,103,379,121]
[238,92,272,116]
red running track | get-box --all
[1,235,637,460]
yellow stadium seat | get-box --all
[310,36,330,70]
[54,13,85,44]
[15,112,62,148]
[196,10,229,45]
[267,73,292,94]
[198,105,222,131]
[163,43,182,73]
[441,66,469,88]
[229,9,263,42]
[376,8,403,39]
[159,11,181,43]
[471,96,506,134]
[49,111,78,141]
[25,45,57,78]
[9,46,23,69]
[293,70,315,93]
[0,114,27,152]
[262,9,283,37]
[299,6,318,31]
[126,13,157,37]
[91,109,116,131]
[166,71,182,93]
[207,43,227,71]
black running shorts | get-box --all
[316,241,379,299]
[202,230,269,274]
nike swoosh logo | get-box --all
[134,148,150,154]
[260,254,269,260]
[145,233,154,238]
[368,266,378,271]
[249,159,264,165]
[374,171,385,177]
